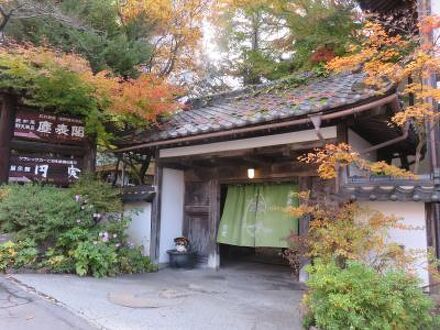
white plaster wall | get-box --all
[124,202,152,256]
[359,201,429,286]
[159,168,185,263]
[348,129,376,176]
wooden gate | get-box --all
[183,179,219,265]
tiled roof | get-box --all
[123,73,394,145]
[343,176,440,202]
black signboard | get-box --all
[9,154,82,185]
[14,109,86,145]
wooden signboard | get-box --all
[14,109,86,145]
[0,94,95,185]
[9,153,82,185]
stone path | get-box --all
[11,262,304,330]
[0,275,95,330]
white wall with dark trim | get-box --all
[124,201,152,256]
[158,168,185,263]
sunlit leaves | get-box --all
[298,143,414,180]
[120,0,207,76]
[0,44,180,143]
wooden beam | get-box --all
[159,127,337,158]
[0,94,16,184]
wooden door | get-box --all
[183,180,219,265]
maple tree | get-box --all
[327,16,440,173]
[284,15,440,326]
[120,0,208,77]
[298,143,415,180]
[0,44,181,146]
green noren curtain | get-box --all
[217,183,299,248]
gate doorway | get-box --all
[217,182,299,269]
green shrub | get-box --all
[0,184,93,245]
[304,260,439,330]
[74,241,118,278]
[71,174,122,213]
[117,247,156,274]
[0,239,38,271]
[0,178,155,277]
[42,248,76,274]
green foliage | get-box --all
[43,248,76,274]
[71,173,122,213]
[0,47,108,140]
[0,178,155,277]
[5,0,152,77]
[118,247,156,274]
[0,239,38,271]
[0,184,93,244]
[304,260,439,330]
[215,0,359,85]
[283,0,359,69]
[74,241,117,278]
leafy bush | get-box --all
[118,247,156,274]
[74,241,118,278]
[304,260,439,330]
[0,239,38,271]
[0,178,155,277]
[71,174,122,213]
[0,184,93,244]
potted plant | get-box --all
[167,236,196,269]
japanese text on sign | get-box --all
[9,155,82,184]
[14,110,86,144]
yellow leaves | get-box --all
[299,143,415,180]
[1,43,91,75]
[0,186,10,201]
[364,161,416,179]
[299,202,414,268]
[326,16,440,177]
[121,0,207,76]
[327,20,411,89]
[298,143,359,179]
[285,204,314,218]
[392,103,439,128]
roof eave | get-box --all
[114,93,398,154]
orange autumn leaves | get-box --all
[327,18,440,131]
[2,44,181,123]
[111,75,181,122]
[298,143,415,180]
[119,0,207,76]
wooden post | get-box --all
[0,94,16,184]
[150,151,163,263]
[208,179,220,269]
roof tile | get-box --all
[122,73,394,145]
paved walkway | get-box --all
[0,275,94,330]
[11,262,304,330]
